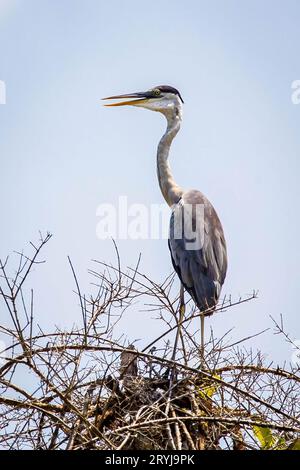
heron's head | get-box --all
[102,85,184,118]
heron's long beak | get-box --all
[102,92,149,107]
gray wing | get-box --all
[168,190,227,311]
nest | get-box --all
[79,372,234,450]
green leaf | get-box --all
[253,425,276,450]
[274,436,286,450]
[198,375,221,400]
[288,439,300,450]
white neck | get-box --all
[157,108,184,207]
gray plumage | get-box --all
[169,190,227,312]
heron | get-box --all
[103,85,227,363]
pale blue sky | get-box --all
[0,0,299,363]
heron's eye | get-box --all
[153,88,161,96]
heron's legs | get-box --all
[171,284,185,363]
[200,312,205,369]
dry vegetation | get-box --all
[0,233,299,450]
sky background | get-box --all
[0,0,299,365]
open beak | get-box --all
[102,92,149,107]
